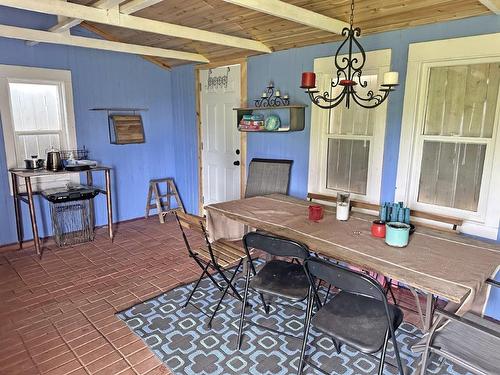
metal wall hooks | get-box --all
[207,67,230,90]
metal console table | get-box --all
[9,166,113,258]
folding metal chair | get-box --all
[175,211,247,327]
[419,278,500,375]
[245,158,293,198]
[299,257,405,375]
[237,231,310,349]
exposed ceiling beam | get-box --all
[26,0,127,46]
[0,0,272,53]
[478,0,500,14]
[222,0,349,35]
[120,0,165,14]
[45,0,145,32]
[80,21,171,70]
[48,0,129,33]
[0,23,209,62]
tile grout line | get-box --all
[50,320,91,375]
[78,307,141,375]
[16,331,41,374]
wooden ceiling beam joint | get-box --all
[222,0,350,35]
[478,0,500,14]
[0,0,271,53]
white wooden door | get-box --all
[200,65,241,206]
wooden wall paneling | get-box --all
[240,59,248,198]
[195,68,203,214]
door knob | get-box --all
[233,160,240,166]
[235,149,240,155]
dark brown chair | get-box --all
[245,158,293,198]
[299,257,405,375]
[237,231,310,350]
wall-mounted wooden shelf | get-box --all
[234,104,306,132]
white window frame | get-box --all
[0,65,78,192]
[396,33,500,240]
[308,49,391,204]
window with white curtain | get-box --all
[308,50,391,203]
[396,33,500,239]
[0,65,77,191]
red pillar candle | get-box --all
[301,72,316,89]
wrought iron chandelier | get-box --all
[300,0,399,109]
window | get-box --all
[0,65,77,191]
[396,33,500,239]
[9,82,67,165]
[308,50,391,203]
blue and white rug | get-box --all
[118,272,472,375]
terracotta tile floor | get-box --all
[0,216,201,375]
[0,216,426,375]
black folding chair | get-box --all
[419,278,500,375]
[237,231,310,349]
[299,257,405,375]
[175,211,247,327]
[245,158,293,198]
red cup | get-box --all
[309,205,324,221]
[371,220,386,238]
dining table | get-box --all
[205,193,500,332]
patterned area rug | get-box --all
[118,271,472,375]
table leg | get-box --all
[104,169,113,241]
[408,286,436,332]
[11,173,23,248]
[424,293,435,331]
[86,171,95,229]
[25,177,41,258]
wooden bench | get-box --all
[307,192,464,231]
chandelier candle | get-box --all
[383,72,399,85]
[301,72,316,89]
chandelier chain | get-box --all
[350,0,354,28]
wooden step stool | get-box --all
[145,178,185,223]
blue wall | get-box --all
[170,14,500,317]
[0,7,176,245]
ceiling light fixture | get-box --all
[300,0,399,109]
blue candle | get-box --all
[404,208,411,224]
[391,203,399,222]
[398,208,404,223]
[380,206,387,222]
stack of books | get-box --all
[238,114,264,131]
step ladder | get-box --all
[145,178,185,223]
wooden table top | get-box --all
[206,194,500,305]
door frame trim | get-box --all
[195,59,248,214]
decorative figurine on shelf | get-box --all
[254,81,290,107]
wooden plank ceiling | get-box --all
[71,0,491,67]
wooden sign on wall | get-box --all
[109,115,145,144]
